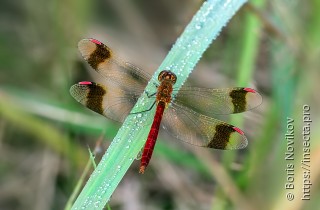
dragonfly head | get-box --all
[158,70,177,84]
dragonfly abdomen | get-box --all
[139,101,166,174]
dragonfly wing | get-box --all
[78,38,151,93]
[162,102,248,150]
[72,39,154,122]
[70,82,139,122]
[174,87,262,117]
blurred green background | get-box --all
[0,0,319,210]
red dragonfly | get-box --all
[70,39,262,174]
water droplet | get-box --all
[94,201,100,208]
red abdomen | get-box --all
[139,102,165,174]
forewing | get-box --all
[78,38,151,93]
[72,38,154,122]
[162,102,248,150]
[174,87,262,117]
[70,82,139,122]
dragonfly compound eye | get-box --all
[158,70,168,81]
[170,73,177,84]
[158,70,177,84]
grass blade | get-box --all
[71,0,247,209]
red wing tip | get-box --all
[243,88,256,93]
[89,38,102,45]
[139,166,145,174]
[233,126,244,135]
[78,81,94,85]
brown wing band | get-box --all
[85,83,107,114]
[229,88,248,113]
[87,43,111,70]
[207,124,235,149]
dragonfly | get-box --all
[70,38,262,174]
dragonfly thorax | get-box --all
[156,79,175,105]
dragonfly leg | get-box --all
[130,101,156,115]
[145,91,157,98]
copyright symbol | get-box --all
[286,192,294,201]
